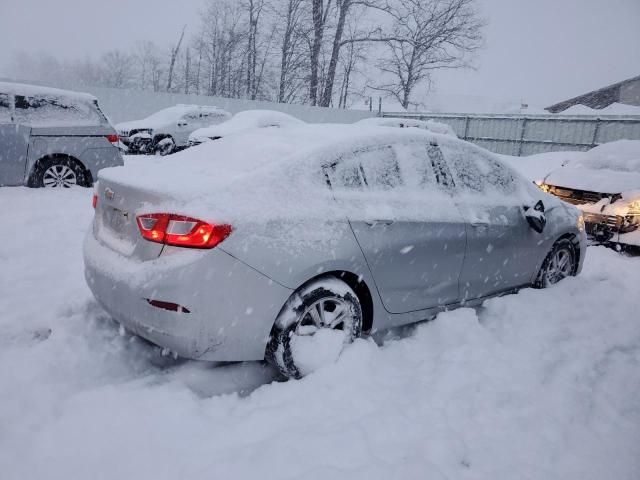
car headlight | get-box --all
[535,180,550,193]
[576,214,585,232]
[628,200,640,214]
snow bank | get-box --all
[1,187,639,479]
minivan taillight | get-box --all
[136,213,232,249]
[106,134,119,145]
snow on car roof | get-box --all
[355,116,457,137]
[142,105,220,122]
[190,109,305,140]
[0,81,97,103]
[102,124,532,227]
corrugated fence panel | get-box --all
[596,121,640,143]
[520,142,590,156]
[473,139,520,155]
[416,115,468,137]
[524,119,596,145]
[383,112,640,156]
[467,117,521,140]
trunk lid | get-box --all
[93,178,168,260]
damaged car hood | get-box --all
[544,166,640,195]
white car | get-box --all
[354,117,457,137]
[188,109,305,146]
[538,140,640,249]
[116,105,231,155]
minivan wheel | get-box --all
[266,277,363,379]
[534,239,576,288]
[32,158,88,188]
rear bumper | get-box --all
[83,230,293,361]
[583,212,640,247]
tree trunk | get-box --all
[320,0,349,107]
[309,0,325,106]
[167,25,186,92]
[278,0,296,103]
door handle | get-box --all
[365,219,394,227]
[470,221,489,228]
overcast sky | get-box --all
[1,0,638,106]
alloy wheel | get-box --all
[294,297,354,341]
[543,247,573,285]
[43,164,77,188]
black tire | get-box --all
[30,157,90,188]
[534,238,577,288]
[154,136,176,156]
[266,277,363,379]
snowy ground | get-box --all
[1,154,639,479]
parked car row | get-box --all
[1,82,637,253]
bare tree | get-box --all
[371,0,484,109]
[275,0,310,103]
[133,41,164,91]
[167,25,187,92]
[100,50,135,88]
[245,0,266,99]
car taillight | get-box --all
[92,193,98,209]
[136,213,232,249]
[106,134,119,145]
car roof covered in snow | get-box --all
[0,81,97,103]
[190,109,305,140]
[106,123,447,188]
[354,116,457,137]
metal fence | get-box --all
[382,112,640,156]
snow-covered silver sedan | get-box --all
[84,125,586,378]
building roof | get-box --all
[546,75,640,113]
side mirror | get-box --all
[524,200,546,233]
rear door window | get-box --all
[393,142,455,191]
[0,93,11,123]
[13,95,103,126]
[325,146,402,191]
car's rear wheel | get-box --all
[534,239,577,288]
[154,137,176,156]
[32,157,89,188]
[266,277,363,379]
